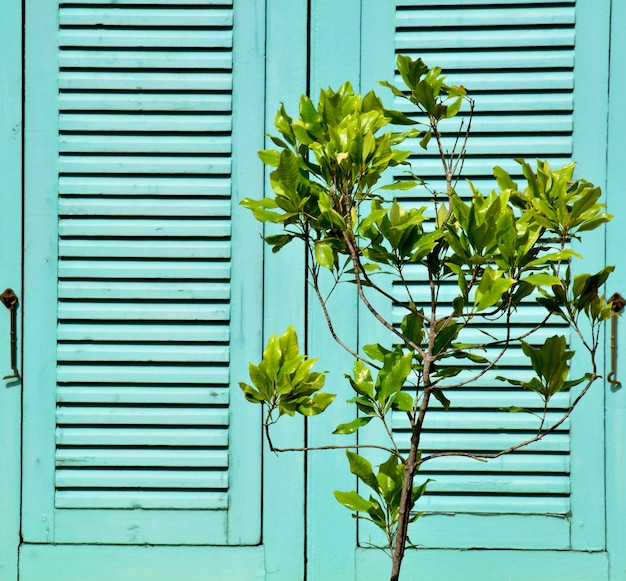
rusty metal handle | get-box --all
[608,292,626,388]
[1,288,19,380]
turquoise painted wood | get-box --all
[18,0,287,577]
[0,1,23,580]
[303,0,617,579]
[5,0,625,579]
[606,1,626,579]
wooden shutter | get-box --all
[359,0,587,550]
[23,0,263,546]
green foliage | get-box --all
[239,325,335,418]
[240,54,614,580]
[334,451,431,551]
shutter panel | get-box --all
[23,0,263,545]
[360,0,578,549]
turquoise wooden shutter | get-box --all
[22,0,264,549]
[348,0,610,577]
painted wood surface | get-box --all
[0,1,23,580]
[4,0,624,579]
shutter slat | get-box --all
[56,406,229,426]
[59,113,231,133]
[59,239,231,259]
[59,29,232,49]
[393,411,569,431]
[57,386,229,405]
[58,260,230,280]
[59,156,232,175]
[396,7,574,27]
[58,281,230,300]
[60,135,231,154]
[60,72,232,90]
[397,28,575,49]
[56,448,228,468]
[416,496,569,515]
[54,490,227,510]
[56,365,229,385]
[58,343,229,363]
[60,8,233,27]
[59,176,231,196]
[59,218,231,238]
[59,93,231,112]
[58,302,229,321]
[397,432,569,452]
[58,323,229,342]
[56,469,228,489]
[57,426,228,449]
[59,198,231,217]
[59,50,232,70]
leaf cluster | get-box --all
[239,325,335,418]
[334,451,431,552]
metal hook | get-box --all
[1,288,19,381]
[607,292,625,388]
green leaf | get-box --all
[390,391,414,412]
[380,180,419,191]
[258,149,281,166]
[419,129,432,150]
[315,241,335,269]
[431,388,451,411]
[334,490,373,512]
[346,450,379,491]
[333,416,373,434]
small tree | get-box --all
[239,55,615,581]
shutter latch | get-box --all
[608,292,626,388]
[1,288,19,381]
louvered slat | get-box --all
[55,0,235,511]
[382,0,576,524]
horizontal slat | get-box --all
[397,431,569,452]
[396,0,574,5]
[407,135,571,155]
[416,114,573,134]
[392,156,572,176]
[58,260,230,280]
[55,489,227,510]
[56,468,228,489]
[398,50,574,70]
[59,239,230,259]
[59,155,231,175]
[58,302,229,321]
[393,411,568,431]
[59,176,231,196]
[414,494,569,514]
[395,72,574,91]
[396,28,575,49]
[59,218,230,238]
[395,93,573,113]
[58,280,230,300]
[60,8,233,27]
[60,0,233,5]
[423,473,569,494]
[421,389,569,409]
[59,50,232,70]
[56,427,228,447]
[60,135,231,154]
[419,453,569,474]
[59,198,231,217]
[56,448,228,468]
[57,343,229,363]
[59,92,231,112]
[57,386,229,405]
[59,71,231,91]
[60,113,231,132]
[60,29,231,50]
[57,365,229,384]
[396,7,574,27]
[57,322,229,342]
[56,406,229,425]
